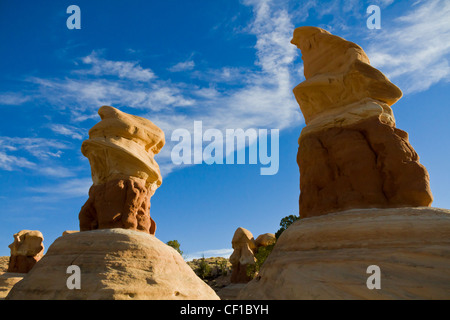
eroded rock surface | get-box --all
[229,228,276,283]
[238,207,450,300]
[79,106,165,234]
[6,229,219,300]
[7,230,44,274]
[229,228,256,284]
[299,116,432,217]
[292,27,432,217]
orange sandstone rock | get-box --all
[6,229,219,300]
[229,229,276,283]
[291,26,402,124]
[79,106,164,234]
[238,207,450,300]
[292,27,433,218]
[7,230,44,273]
[229,228,256,284]
[254,233,276,248]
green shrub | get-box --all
[246,214,299,279]
[217,259,229,276]
[275,214,299,239]
[197,256,212,279]
[246,243,276,278]
[166,240,183,256]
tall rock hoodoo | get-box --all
[79,106,165,234]
[237,27,450,300]
[7,230,44,274]
[291,27,433,218]
[229,228,276,284]
[6,106,219,300]
[229,228,257,283]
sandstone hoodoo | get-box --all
[6,106,220,300]
[229,228,276,284]
[254,233,276,248]
[229,228,257,283]
[0,230,43,299]
[237,27,450,300]
[79,106,165,234]
[7,230,44,274]
[291,26,433,218]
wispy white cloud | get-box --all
[193,87,221,99]
[39,166,76,178]
[191,66,251,85]
[366,0,450,93]
[0,151,36,171]
[0,93,31,105]
[0,152,76,178]
[377,0,394,6]
[28,177,92,199]
[49,124,84,140]
[0,136,74,176]
[168,60,195,72]
[184,248,233,261]
[29,76,195,117]
[0,136,69,160]
[79,52,156,82]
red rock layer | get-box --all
[231,263,253,284]
[7,256,40,273]
[298,116,433,218]
[79,178,156,235]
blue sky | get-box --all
[1,0,449,259]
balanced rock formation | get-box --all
[229,228,276,283]
[237,27,449,300]
[238,207,450,299]
[255,233,276,248]
[229,228,256,283]
[7,230,44,273]
[6,229,219,300]
[6,107,219,300]
[79,106,165,235]
[291,27,433,218]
